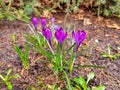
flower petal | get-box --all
[40,18,46,29]
[54,27,67,46]
[51,17,55,24]
[54,25,59,31]
[32,17,38,28]
[72,30,86,51]
[72,31,75,40]
[42,28,52,44]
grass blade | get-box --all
[75,65,106,69]
[63,70,72,90]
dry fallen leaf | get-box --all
[43,10,52,18]
[106,23,120,29]
[97,16,104,21]
[83,18,92,26]
[77,14,85,20]
[72,9,85,20]
[105,19,120,29]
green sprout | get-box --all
[101,45,120,60]
[0,69,19,90]
[73,72,105,90]
[14,44,29,70]
[11,34,16,43]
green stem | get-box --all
[46,39,55,55]
[28,24,38,37]
[63,70,72,90]
[69,41,75,73]
[70,57,75,73]
[60,50,63,67]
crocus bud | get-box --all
[42,27,52,45]
[32,17,38,29]
[40,18,46,29]
[51,17,55,24]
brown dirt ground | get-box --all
[0,9,120,90]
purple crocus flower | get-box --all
[42,27,52,45]
[32,17,38,29]
[51,17,55,24]
[54,28,67,48]
[72,30,86,52]
[40,18,46,29]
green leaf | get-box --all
[101,52,108,57]
[87,87,91,90]
[6,82,12,90]
[92,85,105,90]
[0,12,4,19]
[14,45,29,70]
[73,6,79,12]
[75,46,92,58]
[24,45,29,69]
[86,72,95,84]
[0,74,5,81]
[65,43,75,53]
[5,69,12,81]
[63,70,72,90]
[7,13,16,21]
[0,69,18,90]
[9,74,19,80]
[14,45,23,58]
[118,14,120,18]
[75,65,105,69]
[7,69,12,76]
[74,76,87,90]
[104,9,110,16]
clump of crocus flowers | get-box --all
[31,17,86,51]
[31,17,87,73]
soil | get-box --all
[0,9,120,90]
